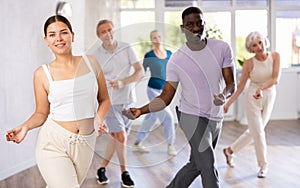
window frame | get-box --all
[119,0,300,67]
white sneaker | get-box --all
[132,144,150,153]
[168,145,177,156]
[257,167,268,178]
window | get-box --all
[202,0,231,7]
[165,0,197,7]
[120,11,155,58]
[276,0,300,6]
[204,12,231,44]
[276,10,300,67]
[235,10,268,67]
[120,0,154,9]
[236,0,267,7]
[164,11,185,51]
[119,0,300,68]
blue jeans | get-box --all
[166,107,221,188]
[136,87,175,144]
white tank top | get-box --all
[249,52,274,89]
[42,55,98,121]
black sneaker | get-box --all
[121,171,135,187]
[96,167,109,184]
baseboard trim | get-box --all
[0,159,36,181]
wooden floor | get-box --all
[1,119,300,188]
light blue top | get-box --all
[143,49,172,89]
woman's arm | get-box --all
[253,52,281,99]
[224,59,252,113]
[6,67,50,143]
[89,55,111,134]
[260,52,281,90]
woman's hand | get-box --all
[224,102,230,113]
[6,126,29,144]
[97,123,108,136]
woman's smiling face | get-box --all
[44,21,74,55]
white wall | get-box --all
[271,68,300,119]
[298,70,300,117]
[68,0,120,55]
[0,0,60,180]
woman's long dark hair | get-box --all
[43,15,73,36]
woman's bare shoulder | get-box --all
[34,65,46,78]
[241,58,254,73]
[84,55,102,74]
[243,58,253,67]
[271,51,280,59]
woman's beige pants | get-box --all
[231,85,276,169]
[35,118,96,188]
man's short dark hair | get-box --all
[182,7,203,21]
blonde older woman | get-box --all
[223,31,281,178]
